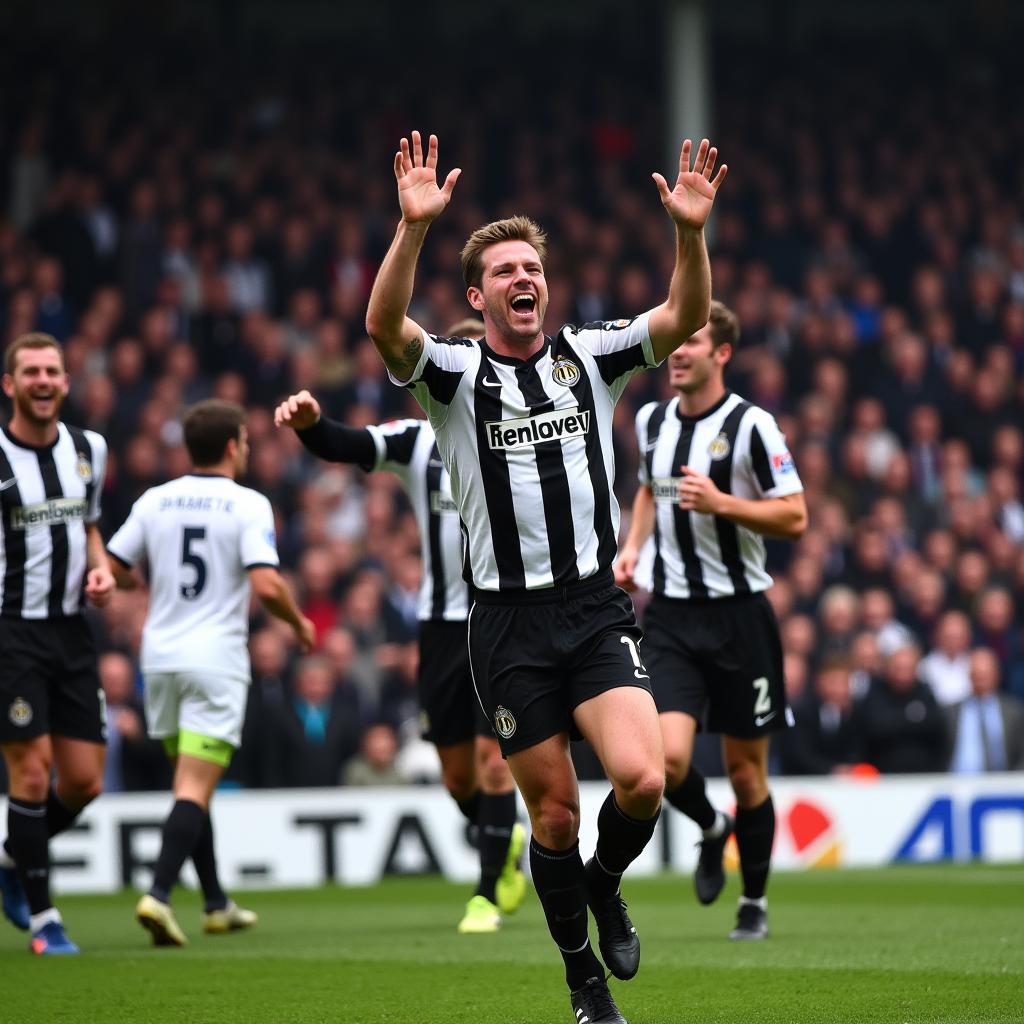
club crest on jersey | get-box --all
[8,697,32,727]
[708,432,731,461]
[603,318,633,330]
[76,453,93,481]
[493,705,517,739]
[551,357,581,387]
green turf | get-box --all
[2,866,1021,1023]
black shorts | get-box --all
[467,571,654,757]
[0,616,106,744]
[643,592,789,739]
[417,619,491,747]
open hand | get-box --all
[395,131,461,225]
[275,390,321,431]
[653,138,727,232]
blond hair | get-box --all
[5,332,63,375]
[460,216,547,288]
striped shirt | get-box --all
[635,392,803,599]
[393,314,658,593]
[365,419,470,621]
[0,423,107,619]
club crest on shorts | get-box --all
[493,705,517,739]
[77,453,93,481]
[708,432,731,460]
[8,697,32,727]
[551,357,580,387]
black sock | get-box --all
[7,798,51,915]
[735,795,775,900]
[149,799,206,905]
[457,791,482,849]
[664,767,716,830]
[586,791,660,898]
[4,786,89,863]
[192,813,228,912]
[456,791,481,823]
[529,838,603,989]
[475,791,516,903]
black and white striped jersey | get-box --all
[365,419,470,622]
[0,423,107,619]
[635,392,803,599]
[393,314,658,593]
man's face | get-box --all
[3,346,69,427]
[468,240,548,345]
[667,324,728,393]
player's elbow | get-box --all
[785,504,809,540]
[250,567,283,603]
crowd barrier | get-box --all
[2,773,1021,893]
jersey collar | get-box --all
[672,390,733,424]
[2,422,62,451]
[479,335,552,366]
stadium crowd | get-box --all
[1,33,1023,791]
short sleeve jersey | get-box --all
[635,392,803,598]
[107,473,279,680]
[391,314,659,593]
[364,418,469,621]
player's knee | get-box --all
[531,797,580,849]
[726,759,765,806]
[64,775,103,808]
[7,751,51,799]
[663,750,691,790]
[478,751,511,793]
[614,765,664,817]
[441,765,476,803]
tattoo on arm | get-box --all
[394,337,423,373]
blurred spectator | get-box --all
[777,655,862,776]
[99,652,170,793]
[853,642,949,774]
[947,648,1024,773]
[342,723,405,787]
[263,656,362,788]
[917,611,973,707]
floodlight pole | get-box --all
[666,0,714,243]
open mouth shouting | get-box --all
[510,292,537,320]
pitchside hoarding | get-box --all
[2,774,1020,894]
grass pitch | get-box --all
[1,865,1020,1023]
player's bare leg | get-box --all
[574,687,663,982]
[722,735,772,940]
[1,736,78,952]
[660,711,733,904]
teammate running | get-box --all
[107,399,315,945]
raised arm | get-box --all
[647,138,728,363]
[365,131,461,381]
[274,390,377,469]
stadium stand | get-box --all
[1,27,1022,789]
